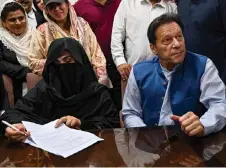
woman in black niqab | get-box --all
[0,38,120,137]
[43,37,97,102]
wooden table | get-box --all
[0,126,226,167]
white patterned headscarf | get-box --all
[0,0,33,67]
[43,1,85,46]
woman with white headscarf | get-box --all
[0,0,33,103]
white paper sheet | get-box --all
[22,120,103,158]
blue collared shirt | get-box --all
[177,0,226,75]
[122,58,226,135]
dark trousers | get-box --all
[107,63,121,111]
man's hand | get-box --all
[55,116,81,129]
[5,124,30,142]
[117,63,132,81]
[171,112,204,136]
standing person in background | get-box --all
[15,0,46,28]
[33,0,44,12]
[74,0,122,109]
[33,0,44,15]
[33,0,46,25]
[111,0,177,97]
[177,0,226,81]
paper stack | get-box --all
[22,120,103,158]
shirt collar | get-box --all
[140,0,167,9]
[27,10,36,19]
[160,63,180,73]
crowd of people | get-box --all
[0,0,225,142]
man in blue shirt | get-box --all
[177,0,226,78]
[122,13,226,137]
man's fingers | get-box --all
[179,112,194,123]
[188,126,204,136]
[118,69,125,79]
[120,70,127,80]
[125,67,131,77]
[126,65,132,77]
[184,120,200,134]
[170,115,180,121]
[55,117,67,128]
[181,115,198,129]
[128,65,132,72]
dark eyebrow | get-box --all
[8,15,23,19]
[63,55,74,59]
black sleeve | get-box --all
[34,10,46,27]
[0,43,31,81]
[80,87,120,130]
[0,74,9,111]
[0,80,48,135]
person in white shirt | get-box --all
[69,0,77,5]
[111,0,177,81]
[15,0,45,29]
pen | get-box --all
[1,120,27,136]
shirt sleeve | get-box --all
[169,2,178,14]
[122,69,146,128]
[199,58,226,135]
[111,0,127,67]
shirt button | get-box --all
[155,123,158,126]
[158,111,161,114]
[163,82,166,85]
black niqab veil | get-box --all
[43,37,97,105]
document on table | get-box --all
[22,120,103,158]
